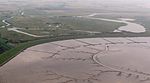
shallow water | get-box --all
[117,18,146,33]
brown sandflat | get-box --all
[0,37,150,83]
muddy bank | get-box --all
[1,37,150,83]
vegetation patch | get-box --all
[0,38,12,54]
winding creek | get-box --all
[0,12,48,38]
[78,13,146,33]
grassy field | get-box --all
[0,38,12,54]
[3,9,150,43]
[8,15,126,32]
[2,9,150,42]
[8,12,150,37]
[0,28,36,43]
[51,16,126,32]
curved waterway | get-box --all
[78,13,146,33]
[0,12,48,37]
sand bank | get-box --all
[1,37,150,83]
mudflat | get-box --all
[1,37,150,83]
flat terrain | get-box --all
[1,1,150,83]
[1,37,150,83]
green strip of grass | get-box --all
[0,38,12,53]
